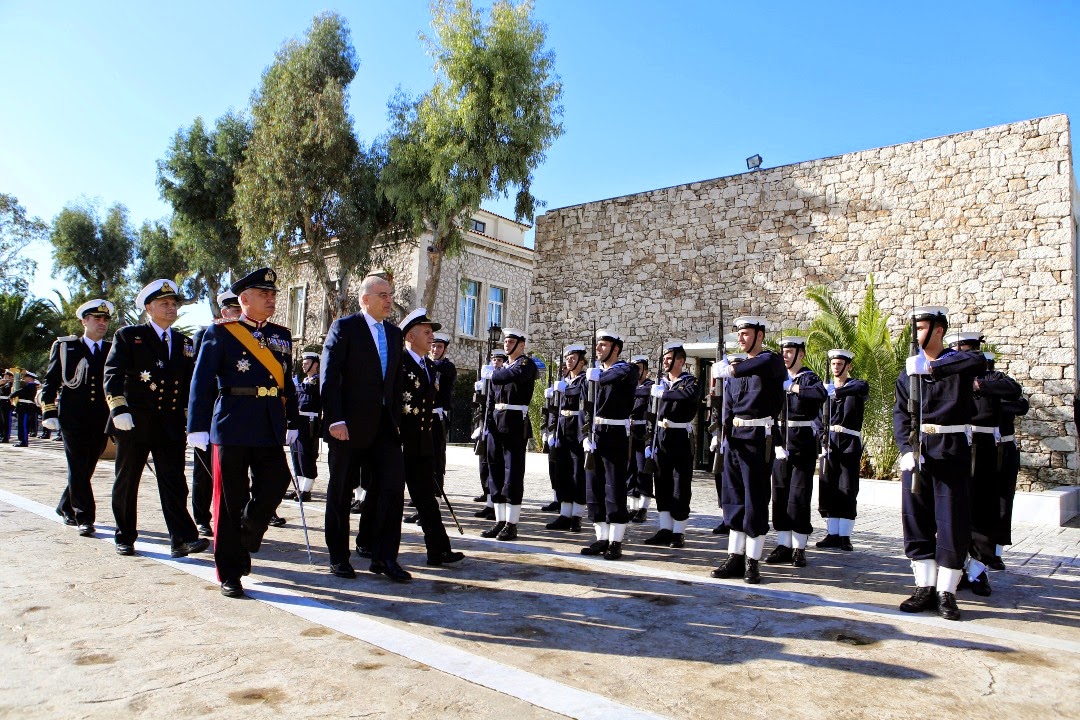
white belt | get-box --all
[785,420,815,428]
[660,419,694,431]
[433,408,446,418]
[1000,435,1015,444]
[299,411,319,419]
[17,399,36,405]
[495,403,529,412]
[970,425,1001,444]
[631,419,647,426]
[920,423,968,434]
[595,417,631,430]
[733,417,774,429]
[829,424,862,439]
[560,409,579,417]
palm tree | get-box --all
[803,275,910,478]
[0,293,61,372]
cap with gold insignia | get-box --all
[400,308,442,335]
[230,267,278,295]
[732,316,767,332]
[216,290,240,309]
[502,328,526,341]
[136,279,180,308]
[432,332,451,345]
[76,299,114,319]
[828,349,853,361]
[780,336,807,348]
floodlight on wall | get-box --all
[746,154,763,170]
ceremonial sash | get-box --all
[222,323,285,389]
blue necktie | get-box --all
[375,322,387,378]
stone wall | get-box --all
[531,115,1078,488]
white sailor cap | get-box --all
[595,328,623,344]
[630,354,649,364]
[780,336,807,348]
[911,305,949,321]
[946,330,984,347]
[732,316,767,331]
[491,348,508,359]
[828,349,854,360]
[400,308,442,335]
[662,341,685,354]
[432,332,451,344]
[301,351,320,362]
[983,351,995,362]
[136,279,180,308]
[564,343,587,356]
[23,371,37,380]
[502,327,526,341]
[76,299,114,319]
[216,290,240,308]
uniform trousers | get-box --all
[211,443,292,582]
[0,406,11,442]
[403,452,450,556]
[655,429,693,521]
[996,442,1020,546]
[771,452,815,535]
[552,438,587,505]
[901,454,971,570]
[628,434,654,498]
[818,451,860,520]
[112,427,198,548]
[56,426,108,525]
[486,429,526,504]
[478,450,490,495]
[16,404,36,445]
[586,427,630,524]
[721,433,772,538]
[191,446,213,527]
[290,416,320,480]
[432,416,447,489]
[968,435,1000,563]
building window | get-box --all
[487,286,506,329]
[471,219,486,234]
[287,286,305,339]
[458,279,479,336]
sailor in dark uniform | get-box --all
[708,334,745,536]
[40,299,113,536]
[993,353,1028,571]
[710,317,787,584]
[12,371,41,447]
[190,290,243,537]
[106,279,208,559]
[286,351,322,502]
[579,329,638,560]
[480,329,537,541]
[766,336,826,568]
[626,355,654,523]
[0,370,13,443]
[429,331,456,495]
[544,344,588,532]
[643,342,700,549]
[187,268,299,598]
[816,349,869,552]
[397,309,464,566]
[894,306,986,620]
[471,349,506,520]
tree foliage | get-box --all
[382,0,564,310]
[134,221,188,289]
[0,193,44,296]
[0,293,60,373]
[49,200,134,315]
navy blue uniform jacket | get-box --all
[723,350,787,441]
[894,348,986,460]
[490,355,538,436]
[41,336,111,432]
[824,378,869,455]
[105,323,195,441]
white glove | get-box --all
[474,380,485,393]
[285,429,299,445]
[825,383,836,397]
[775,446,788,460]
[906,351,930,376]
[554,379,567,393]
[549,434,559,449]
[644,446,654,460]
[112,413,134,431]
[650,384,665,398]
[480,364,494,379]
[470,426,482,440]
[42,418,60,431]
[709,433,719,452]
[188,431,209,450]
[783,379,794,392]
[586,367,602,382]
[712,359,734,379]
[898,452,925,472]
[544,387,554,399]
[582,437,595,454]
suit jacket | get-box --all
[399,351,436,458]
[104,323,195,441]
[320,312,403,449]
[41,335,110,432]
[187,319,298,447]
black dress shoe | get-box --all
[496,522,518,541]
[792,549,807,567]
[221,579,245,598]
[570,516,581,532]
[668,533,685,549]
[545,514,574,530]
[427,550,465,566]
[480,521,505,538]
[604,541,623,560]
[744,558,761,584]
[403,512,420,524]
[900,586,937,613]
[837,536,854,551]
[987,555,1006,571]
[56,508,77,526]
[350,499,363,515]
[474,506,495,519]
[642,529,673,546]
[115,543,136,556]
[816,533,841,549]
[630,508,648,523]
[937,591,961,620]
[540,500,560,512]
[171,537,211,558]
[765,545,793,565]
[268,514,286,528]
[77,524,95,537]
[710,553,745,578]
[330,562,357,579]
[354,544,373,559]
[370,559,412,583]
[712,521,729,535]
[581,540,609,556]
[197,523,214,537]
[284,490,313,502]
[969,571,992,597]
[473,494,488,503]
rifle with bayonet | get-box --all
[543,348,555,453]
[474,323,498,456]
[643,341,663,475]
[908,300,923,494]
[584,321,598,471]
[710,315,725,475]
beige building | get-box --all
[529,115,1080,489]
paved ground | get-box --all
[1,438,1078,719]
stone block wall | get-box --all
[531,115,1078,488]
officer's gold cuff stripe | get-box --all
[106,395,128,410]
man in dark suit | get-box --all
[41,299,114,536]
[188,269,299,598]
[321,274,409,582]
[105,279,209,559]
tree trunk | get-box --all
[421,221,444,312]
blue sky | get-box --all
[2,1,1078,323]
